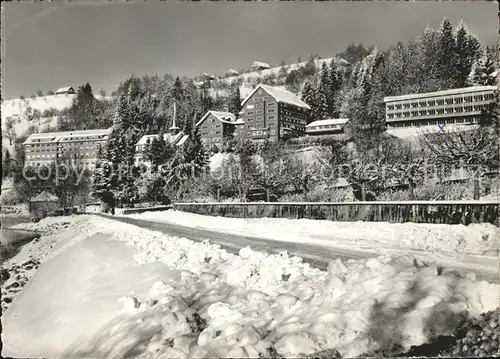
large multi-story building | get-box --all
[305,118,349,136]
[196,111,245,148]
[238,84,310,142]
[384,86,497,138]
[23,128,113,168]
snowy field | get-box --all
[2,215,499,358]
[126,210,500,257]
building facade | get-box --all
[134,131,188,166]
[249,61,271,72]
[196,111,244,148]
[238,84,310,142]
[23,128,112,168]
[384,86,497,129]
[55,86,76,95]
[305,118,349,136]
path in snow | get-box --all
[101,215,500,284]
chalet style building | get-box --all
[134,107,189,166]
[226,69,239,77]
[239,84,310,142]
[384,86,497,139]
[305,118,349,136]
[55,86,76,95]
[249,61,271,72]
[134,132,188,166]
[196,111,245,148]
[23,128,112,169]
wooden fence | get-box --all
[173,200,499,226]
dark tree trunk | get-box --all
[473,177,480,200]
[361,182,367,202]
[408,179,415,200]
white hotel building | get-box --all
[23,128,112,168]
[384,85,497,138]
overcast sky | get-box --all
[2,1,498,99]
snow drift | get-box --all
[3,215,499,359]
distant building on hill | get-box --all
[249,61,271,72]
[226,69,239,77]
[238,84,310,142]
[55,86,76,95]
[384,85,497,139]
[196,111,245,149]
[23,128,112,169]
[305,118,349,136]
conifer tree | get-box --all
[301,80,316,120]
[328,60,341,116]
[437,18,458,88]
[314,84,329,120]
[228,86,242,117]
[468,48,497,86]
[172,77,185,103]
[454,21,481,87]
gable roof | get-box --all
[135,132,184,146]
[31,191,59,202]
[306,118,349,128]
[240,84,311,110]
[195,111,242,127]
[23,128,113,145]
[55,86,75,94]
[250,61,271,69]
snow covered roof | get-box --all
[195,111,240,127]
[201,73,216,80]
[444,168,471,182]
[384,85,497,103]
[306,118,349,128]
[135,132,185,146]
[176,134,190,146]
[23,128,113,145]
[55,86,75,94]
[331,178,350,188]
[250,61,271,69]
[240,84,311,110]
[31,191,59,203]
[226,69,239,76]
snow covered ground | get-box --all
[3,215,500,358]
[125,210,500,258]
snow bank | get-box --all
[127,210,500,257]
[4,216,499,359]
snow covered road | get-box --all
[102,214,500,284]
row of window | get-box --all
[25,161,97,168]
[201,131,222,136]
[388,117,480,128]
[387,104,488,119]
[308,124,343,130]
[247,129,277,136]
[203,137,222,143]
[387,93,494,110]
[28,141,101,149]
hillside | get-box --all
[1,94,111,156]
[205,57,349,99]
